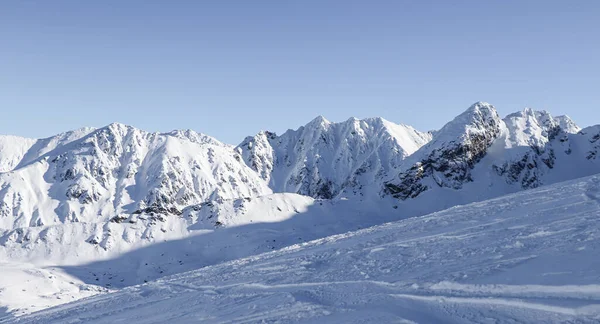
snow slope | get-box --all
[8,174,600,323]
[0,192,406,314]
[0,136,36,173]
[0,262,105,316]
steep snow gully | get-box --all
[0,102,600,322]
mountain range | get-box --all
[1,101,600,316]
[2,102,598,230]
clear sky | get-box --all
[1,1,599,144]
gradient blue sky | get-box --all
[1,1,599,144]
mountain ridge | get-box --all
[2,102,599,231]
[1,102,600,317]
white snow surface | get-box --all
[6,174,600,323]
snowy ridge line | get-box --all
[1,101,599,232]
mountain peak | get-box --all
[522,107,537,116]
[504,108,582,143]
[468,101,493,109]
[464,101,498,120]
[385,102,503,199]
[430,102,501,144]
[360,116,388,125]
[307,115,331,128]
[98,122,138,138]
[104,122,133,130]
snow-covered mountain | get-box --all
[0,123,270,229]
[1,104,599,254]
[384,102,600,214]
[237,116,432,199]
[1,102,600,319]
[4,103,598,234]
[1,103,599,249]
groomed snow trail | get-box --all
[6,175,600,323]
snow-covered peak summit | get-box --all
[502,107,583,149]
[384,102,503,199]
[467,101,495,113]
[104,122,131,132]
[401,102,502,165]
[78,123,237,150]
[505,108,580,134]
[435,101,501,142]
[305,115,331,128]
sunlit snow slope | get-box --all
[10,174,600,323]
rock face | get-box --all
[237,116,432,199]
[384,103,599,210]
[385,102,503,199]
[579,125,600,161]
[489,108,571,189]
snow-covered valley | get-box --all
[1,102,600,322]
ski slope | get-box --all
[8,174,600,323]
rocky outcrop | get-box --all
[581,126,600,160]
[385,103,598,201]
[385,102,502,199]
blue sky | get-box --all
[1,1,599,144]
